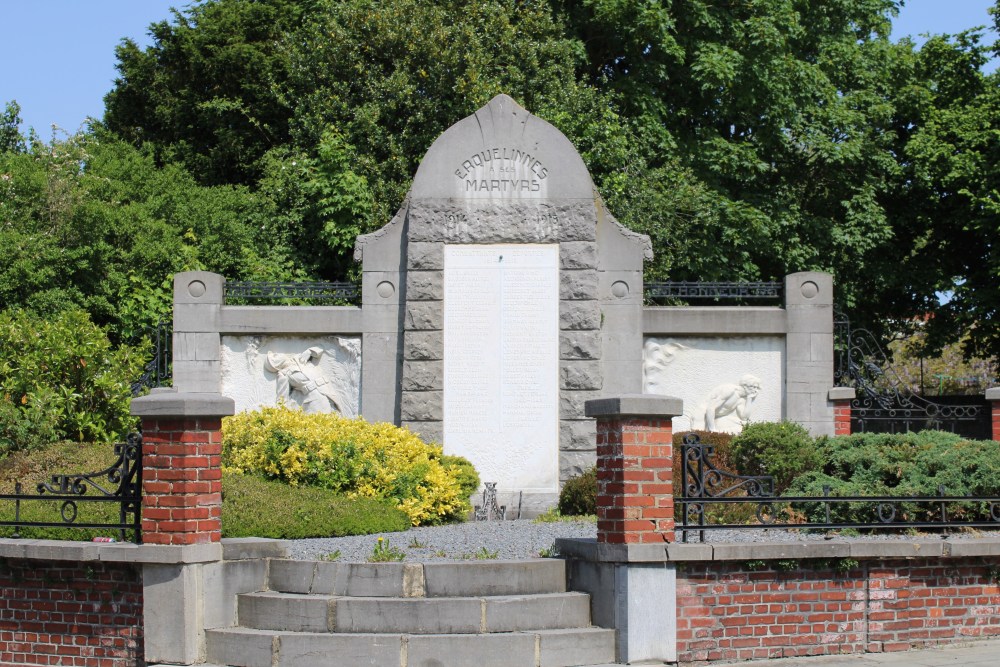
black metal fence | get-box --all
[676,433,1000,541]
[224,280,360,304]
[131,320,172,396]
[645,281,783,305]
[0,433,143,543]
[834,314,989,439]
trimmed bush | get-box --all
[0,308,147,452]
[221,473,410,538]
[558,466,597,516]
[0,441,411,540]
[729,421,821,493]
[788,431,1000,523]
[222,405,477,525]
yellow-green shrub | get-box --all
[222,405,475,526]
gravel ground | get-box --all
[282,519,985,562]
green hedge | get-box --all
[0,308,147,453]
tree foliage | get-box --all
[4,0,1000,360]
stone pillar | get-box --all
[171,271,225,393]
[829,387,855,436]
[785,272,836,436]
[988,388,1000,441]
[586,394,683,544]
[131,389,235,545]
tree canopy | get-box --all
[3,0,999,360]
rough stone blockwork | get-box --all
[676,558,1000,663]
[596,417,674,544]
[0,559,143,666]
[140,416,223,545]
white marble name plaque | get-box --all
[444,244,559,493]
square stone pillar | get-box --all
[131,389,235,545]
[988,388,1000,441]
[585,394,683,544]
[785,272,836,436]
[829,387,855,436]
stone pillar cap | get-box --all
[131,388,236,417]
[828,387,856,400]
[986,387,1000,401]
[585,394,683,418]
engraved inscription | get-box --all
[454,146,550,193]
[440,209,563,242]
[444,245,559,492]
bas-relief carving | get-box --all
[642,337,783,434]
[704,374,761,431]
[221,336,361,416]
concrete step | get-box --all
[237,590,593,634]
[205,626,616,667]
[267,558,567,598]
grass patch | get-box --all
[533,507,597,524]
[0,440,410,541]
[221,473,409,538]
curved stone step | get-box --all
[237,590,592,634]
[267,558,567,598]
[206,626,615,667]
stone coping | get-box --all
[0,537,288,564]
[130,388,236,417]
[584,394,684,418]
[555,536,1000,563]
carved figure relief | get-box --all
[642,338,689,395]
[220,336,361,417]
[703,374,761,431]
[264,347,346,414]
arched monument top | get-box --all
[409,94,596,200]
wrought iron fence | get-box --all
[0,433,143,543]
[834,314,988,439]
[645,281,783,305]
[131,320,172,396]
[676,433,1000,541]
[224,280,360,304]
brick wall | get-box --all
[595,416,675,543]
[676,557,1000,663]
[832,399,852,436]
[140,416,223,545]
[0,559,143,667]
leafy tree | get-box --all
[0,128,301,341]
[98,0,1000,359]
[0,101,25,153]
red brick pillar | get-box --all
[585,395,683,544]
[989,388,1000,441]
[131,390,235,545]
[829,388,855,436]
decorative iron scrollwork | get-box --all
[2,433,143,542]
[834,312,986,438]
[645,281,783,305]
[225,281,360,304]
[474,482,506,521]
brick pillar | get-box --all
[585,394,683,544]
[988,388,1000,441]
[829,387,855,436]
[131,389,235,545]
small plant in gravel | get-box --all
[433,549,447,558]
[538,543,559,558]
[534,507,596,523]
[408,537,427,548]
[472,547,499,560]
[368,537,406,562]
[321,550,341,562]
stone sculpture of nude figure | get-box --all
[263,347,343,414]
[704,374,761,431]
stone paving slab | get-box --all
[578,638,1000,667]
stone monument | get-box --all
[355,94,651,513]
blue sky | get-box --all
[1,0,997,136]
